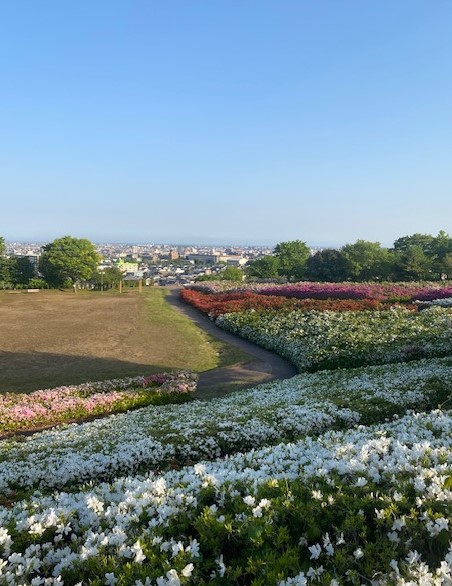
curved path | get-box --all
[166,288,298,398]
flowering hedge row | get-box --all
[1,357,450,494]
[189,281,452,302]
[259,283,452,302]
[1,406,451,585]
[0,372,197,435]
[217,306,452,371]
[180,288,396,318]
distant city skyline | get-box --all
[2,2,452,247]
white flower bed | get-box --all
[216,307,452,371]
[1,358,451,494]
[1,410,452,585]
[416,297,452,309]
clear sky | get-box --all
[1,1,451,247]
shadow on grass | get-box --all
[0,351,176,393]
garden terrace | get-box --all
[180,288,410,318]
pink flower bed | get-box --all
[0,371,197,435]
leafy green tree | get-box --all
[9,257,35,286]
[440,252,452,279]
[305,249,348,282]
[431,230,452,254]
[393,233,434,256]
[92,266,123,290]
[28,277,49,289]
[221,265,244,281]
[246,255,281,279]
[395,245,432,281]
[0,237,9,288]
[0,259,11,288]
[341,240,394,281]
[39,236,101,287]
[274,240,310,281]
[429,231,452,278]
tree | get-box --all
[39,236,101,288]
[9,257,35,286]
[395,245,432,281]
[440,253,452,279]
[341,240,395,281]
[92,266,123,290]
[0,259,11,288]
[246,255,280,279]
[274,240,310,281]
[221,265,244,282]
[305,249,348,282]
[0,237,9,287]
[393,233,434,256]
[430,231,452,279]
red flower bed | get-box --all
[179,288,410,318]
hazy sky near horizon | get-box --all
[1,1,452,247]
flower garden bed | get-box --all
[189,280,452,303]
[2,280,452,585]
[1,356,449,494]
[217,306,452,371]
[1,403,451,584]
[0,371,197,436]
[180,288,394,318]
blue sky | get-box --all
[1,1,451,246]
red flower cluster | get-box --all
[179,289,408,318]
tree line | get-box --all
[2,231,452,290]
[246,231,452,282]
[0,235,122,290]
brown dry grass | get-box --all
[0,288,249,393]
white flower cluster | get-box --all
[216,306,452,370]
[1,410,452,584]
[2,357,450,494]
[416,297,452,309]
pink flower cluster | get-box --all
[142,371,198,394]
[0,371,198,435]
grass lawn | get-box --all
[0,287,250,393]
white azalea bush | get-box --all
[416,297,452,309]
[1,358,451,494]
[1,410,452,585]
[216,307,452,371]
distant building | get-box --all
[219,255,248,266]
[117,259,139,273]
[187,253,221,264]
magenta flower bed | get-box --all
[189,281,452,302]
[411,286,452,301]
[259,283,452,303]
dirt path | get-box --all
[165,288,298,398]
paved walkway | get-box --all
[166,288,298,398]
